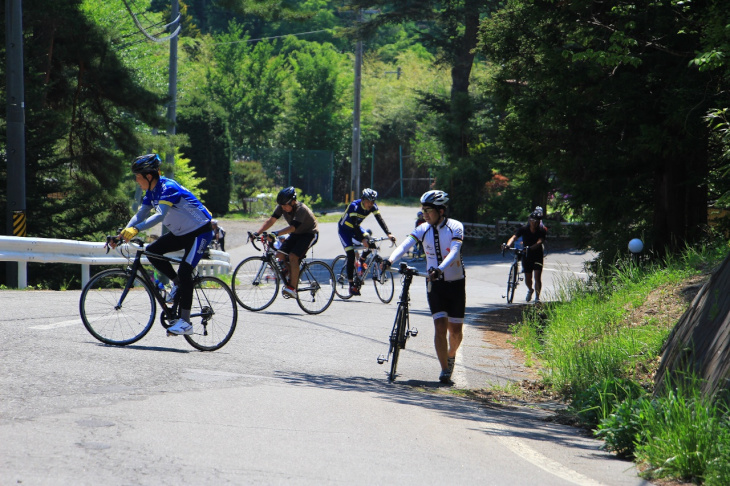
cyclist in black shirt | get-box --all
[505,208,546,302]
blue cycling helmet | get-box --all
[277,186,297,205]
[362,188,378,201]
[131,154,161,174]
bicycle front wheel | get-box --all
[372,257,395,304]
[507,263,518,304]
[331,255,353,300]
[296,260,335,315]
[184,276,238,351]
[79,269,156,346]
[389,305,408,381]
[232,256,279,311]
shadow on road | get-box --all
[274,371,601,455]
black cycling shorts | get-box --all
[426,278,466,323]
[522,256,543,273]
[279,233,317,259]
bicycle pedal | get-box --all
[410,328,418,337]
[377,355,386,364]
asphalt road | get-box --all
[0,206,650,485]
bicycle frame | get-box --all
[377,262,425,381]
[234,231,335,314]
[247,232,305,286]
[110,238,209,325]
[501,246,525,304]
[353,236,393,284]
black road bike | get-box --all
[79,237,238,351]
[501,245,525,304]
[231,232,335,315]
[377,262,429,381]
[332,236,395,303]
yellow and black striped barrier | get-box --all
[13,210,26,237]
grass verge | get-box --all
[508,243,730,484]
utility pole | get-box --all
[350,9,363,201]
[165,0,179,174]
[5,0,27,287]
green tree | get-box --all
[207,22,288,149]
[0,0,166,242]
[177,98,232,215]
[478,0,728,258]
[345,1,495,220]
[275,37,350,151]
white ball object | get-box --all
[628,238,644,254]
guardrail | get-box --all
[0,235,230,289]
[463,220,586,240]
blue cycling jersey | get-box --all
[132,176,211,236]
[338,199,390,234]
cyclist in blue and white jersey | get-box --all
[338,188,396,296]
[116,153,213,336]
[385,190,466,384]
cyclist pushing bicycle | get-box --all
[503,207,547,303]
[250,186,319,299]
[384,190,466,384]
[111,153,214,336]
[338,188,396,296]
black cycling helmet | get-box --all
[277,186,297,205]
[529,206,544,221]
[420,190,449,207]
[361,188,378,201]
[131,154,161,175]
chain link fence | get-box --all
[234,148,334,201]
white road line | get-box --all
[497,434,605,486]
[31,319,82,330]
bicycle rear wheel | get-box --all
[79,269,156,346]
[372,257,394,304]
[231,256,279,311]
[389,305,407,381]
[296,260,335,314]
[184,276,238,351]
[331,255,353,300]
[507,263,518,303]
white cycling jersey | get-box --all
[389,217,465,281]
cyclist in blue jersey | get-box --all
[384,190,466,384]
[116,154,214,336]
[338,188,396,296]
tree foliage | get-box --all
[478,0,730,259]
[0,0,167,243]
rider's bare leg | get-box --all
[288,253,300,289]
[434,317,463,370]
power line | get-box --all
[213,29,332,45]
[120,0,181,43]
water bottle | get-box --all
[152,276,167,299]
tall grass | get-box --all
[511,243,730,485]
[516,257,694,392]
[635,378,730,485]
[595,375,730,485]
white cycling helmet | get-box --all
[420,190,449,207]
